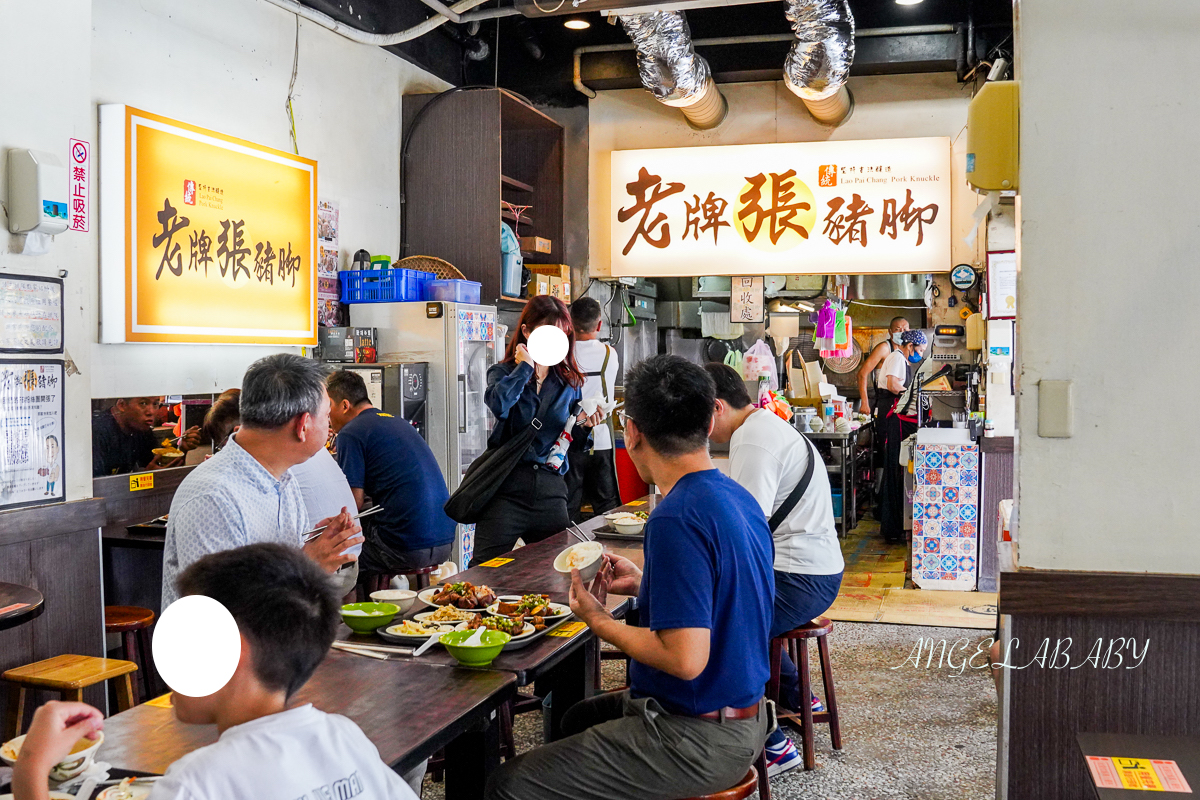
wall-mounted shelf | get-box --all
[501,174,534,193]
[402,88,564,306]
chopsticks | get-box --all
[332,641,416,658]
[301,505,384,543]
[567,522,594,543]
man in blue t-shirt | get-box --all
[326,371,455,578]
[486,355,775,800]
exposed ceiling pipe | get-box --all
[258,0,514,46]
[617,11,728,129]
[573,24,953,99]
[782,0,856,126]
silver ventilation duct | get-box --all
[783,0,856,126]
[618,11,728,130]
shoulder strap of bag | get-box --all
[530,379,562,433]
[768,436,820,533]
[599,345,612,399]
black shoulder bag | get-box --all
[767,436,820,533]
[444,385,563,524]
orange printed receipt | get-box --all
[546,622,587,638]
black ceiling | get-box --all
[301,0,1013,105]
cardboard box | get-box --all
[548,276,563,299]
[527,263,570,281]
[521,236,552,254]
[318,327,356,363]
[561,280,572,300]
[531,274,550,297]
[787,356,827,403]
[352,327,377,363]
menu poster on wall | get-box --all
[610,137,951,277]
[987,250,1017,319]
[0,275,63,354]
[730,277,764,323]
[0,360,65,510]
[317,198,341,327]
[99,105,317,345]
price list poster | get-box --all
[0,360,65,510]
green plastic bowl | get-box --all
[340,602,399,633]
[439,629,512,667]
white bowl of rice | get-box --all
[554,541,605,582]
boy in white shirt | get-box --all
[706,363,844,778]
[12,543,419,800]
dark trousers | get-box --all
[485,690,766,800]
[473,462,570,564]
[564,436,621,523]
[879,412,918,542]
[770,571,843,711]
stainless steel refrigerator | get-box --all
[350,301,498,567]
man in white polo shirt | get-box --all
[706,362,845,777]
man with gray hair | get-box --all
[162,354,363,608]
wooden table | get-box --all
[1077,732,1200,798]
[0,582,44,632]
[98,650,516,799]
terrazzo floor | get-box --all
[421,621,998,800]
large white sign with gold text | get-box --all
[610,137,951,276]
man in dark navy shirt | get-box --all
[486,355,775,800]
[326,371,455,578]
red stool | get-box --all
[766,616,841,771]
[104,606,157,704]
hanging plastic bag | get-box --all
[741,339,778,391]
[723,349,743,372]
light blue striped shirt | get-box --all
[161,436,308,608]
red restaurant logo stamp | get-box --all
[818,164,837,187]
[183,179,196,205]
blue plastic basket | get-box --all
[831,490,843,520]
[339,268,433,303]
[426,279,482,305]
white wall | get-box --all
[0,0,97,503]
[0,0,449,500]
[1016,0,1200,573]
[588,73,983,281]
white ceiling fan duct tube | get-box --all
[618,11,728,130]
[783,0,856,126]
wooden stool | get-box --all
[105,606,156,704]
[3,655,137,738]
[680,762,768,800]
[766,616,841,771]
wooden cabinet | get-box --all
[401,88,564,306]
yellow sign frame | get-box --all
[99,105,317,345]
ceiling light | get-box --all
[895,0,925,4]
[564,19,590,29]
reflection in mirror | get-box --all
[90,393,230,477]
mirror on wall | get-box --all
[90,393,227,478]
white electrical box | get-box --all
[6,149,69,235]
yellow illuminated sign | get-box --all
[609,137,951,277]
[99,105,317,345]
[129,473,154,491]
